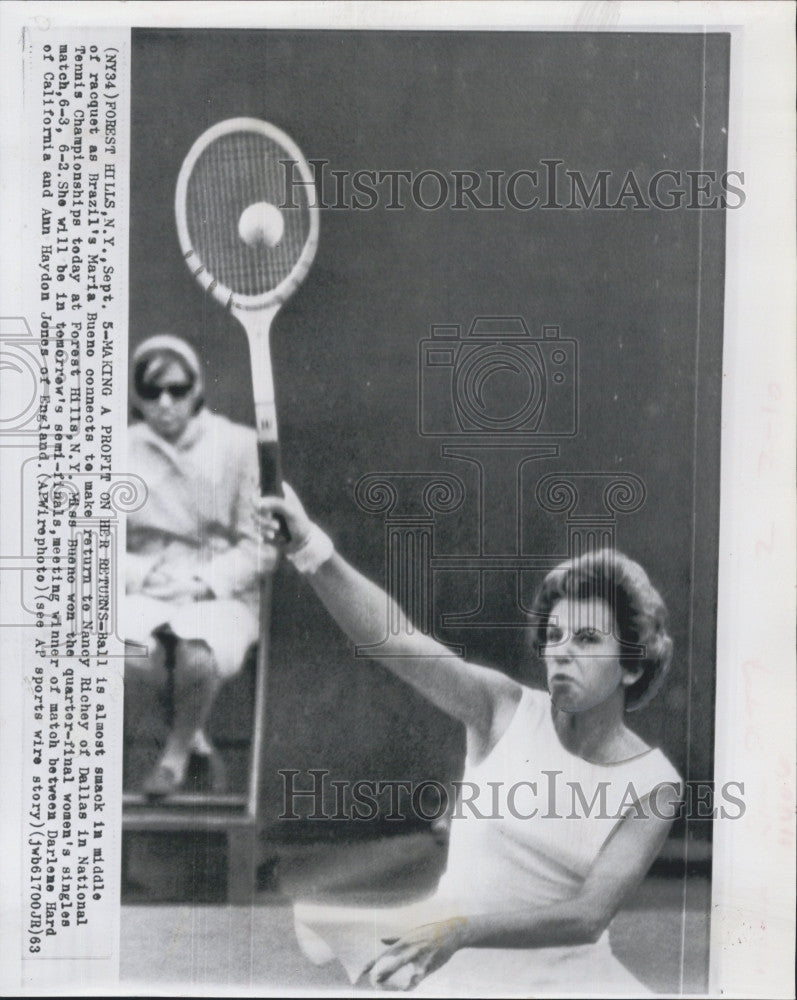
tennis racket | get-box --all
[175,117,319,503]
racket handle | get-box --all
[257,439,283,497]
[257,440,290,541]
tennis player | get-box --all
[124,335,273,797]
[257,485,682,994]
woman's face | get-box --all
[542,596,634,713]
[137,358,198,443]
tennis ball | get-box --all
[238,201,285,248]
[368,959,419,991]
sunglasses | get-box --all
[138,381,193,401]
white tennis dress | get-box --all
[293,687,681,996]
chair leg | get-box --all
[227,826,258,904]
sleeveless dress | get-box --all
[293,687,682,995]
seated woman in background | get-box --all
[256,485,682,994]
[124,334,270,798]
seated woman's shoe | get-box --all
[142,761,183,798]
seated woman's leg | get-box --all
[124,634,174,795]
[142,638,221,797]
[124,634,168,685]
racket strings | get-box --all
[185,131,311,298]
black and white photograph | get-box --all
[119,21,729,996]
[0,3,794,998]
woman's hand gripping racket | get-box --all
[175,118,319,529]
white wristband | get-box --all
[287,522,334,575]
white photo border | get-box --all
[1,2,794,997]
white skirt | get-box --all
[124,594,258,679]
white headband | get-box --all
[132,334,203,388]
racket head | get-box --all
[175,117,319,312]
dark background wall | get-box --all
[130,30,728,835]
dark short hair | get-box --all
[132,350,204,417]
[529,548,673,711]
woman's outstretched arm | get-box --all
[365,783,682,989]
[256,485,521,758]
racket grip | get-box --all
[257,440,290,541]
[257,439,283,497]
